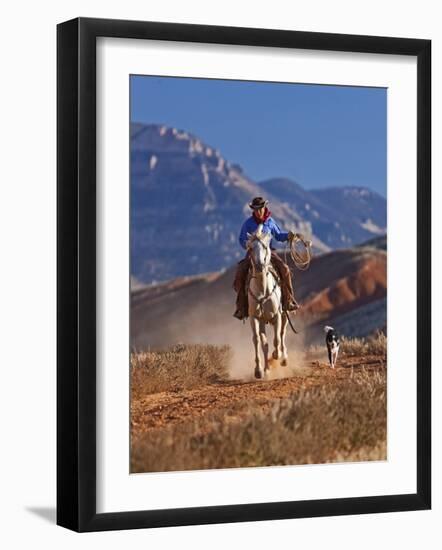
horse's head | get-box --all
[246,224,272,274]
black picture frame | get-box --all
[57,17,431,532]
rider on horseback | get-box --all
[233,196,300,320]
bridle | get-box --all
[247,231,310,334]
[247,236,277,311]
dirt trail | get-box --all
[131,355,385,439]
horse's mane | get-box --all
[246,224,270,248]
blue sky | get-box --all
[131,75,386,197]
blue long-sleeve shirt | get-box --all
[239,216,289,250]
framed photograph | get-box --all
[57,17,431,532]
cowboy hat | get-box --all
[248,196,269,210]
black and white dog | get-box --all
[324,326,340,368]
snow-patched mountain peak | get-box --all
[342,187,375,199]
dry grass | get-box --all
[131,366,387,472]
[341,332,387,356]
[308,331,387,358]
[131,343,231,398]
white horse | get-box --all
[246,224,289,379]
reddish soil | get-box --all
[131,354,385,440]
[299,256,387,318]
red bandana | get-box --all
[253,207,271,224]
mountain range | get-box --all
[131,122,386,284]
[259,178,386,249]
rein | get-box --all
[285,310,300,334]
[247,231,312,332]
[248,239,276,315]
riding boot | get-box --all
[234,287,248,320]
[233,254,251,320]
[281,283,299,312]
[270,252,299,311]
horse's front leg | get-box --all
[250,317,263,379]
[280,312,289,366]
[271,313,282,361]
[259,321,270,374]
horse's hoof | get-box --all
[254,368,263,379]
[272,350,280,360]
[281,358,288,367]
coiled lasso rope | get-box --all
[283,233,312,335]
[284,233,313,271]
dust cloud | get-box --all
[152,300,315,380]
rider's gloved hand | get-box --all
[287,231,295,241]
